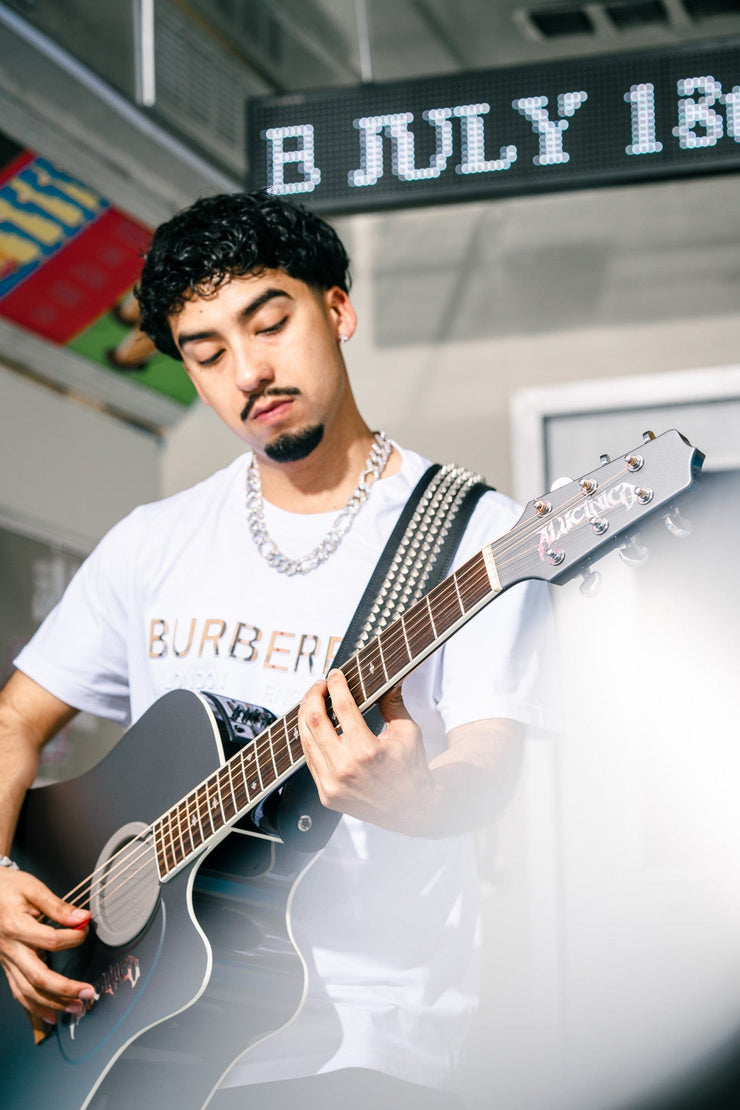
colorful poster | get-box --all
[0,133,195,406]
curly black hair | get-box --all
[135,192,351,360]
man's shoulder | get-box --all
[96,454,249,559]
[128,453,248,524]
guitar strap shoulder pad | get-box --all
[275,462,493,851]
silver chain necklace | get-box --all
[246,431,392,576]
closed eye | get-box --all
[257,314,288,336]
[197,349,224,367]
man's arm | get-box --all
[298,669,523,837]
[0,671,95,1024]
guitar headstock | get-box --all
[508,429,704,586]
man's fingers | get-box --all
[2,940,96,1020]
[298,679,332,771]
[0,869,95,1020]
[23,874,90,930]
[378,683,412,726]
[0,874,89,951]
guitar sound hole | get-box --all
[90,821,161,947]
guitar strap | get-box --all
[275,461,492,850]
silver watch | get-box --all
[0,855,19,870]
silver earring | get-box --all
[338,333,348,344]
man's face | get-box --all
[169,270,356,461]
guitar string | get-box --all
[55,462,639,916]
[57,463,637,919]
[56,462,642,916]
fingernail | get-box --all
[65,1002,83,1015]
[69,908,89,925]
[79,987,98,1002]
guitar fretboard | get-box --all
[153,545,500,878]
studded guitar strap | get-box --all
[275,461,492,850]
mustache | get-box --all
[240,387,301,422]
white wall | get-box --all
[0,362,161,547]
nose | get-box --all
[232,345,273,394]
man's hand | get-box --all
[299,669,524,837]
[298,670,443,834]
[0,868,95,1025]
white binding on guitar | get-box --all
[0,429,704,1110]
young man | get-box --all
[0,193,553,1108]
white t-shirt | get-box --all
[15,446,556,1091]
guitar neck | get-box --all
[153,541,509,880]
[148,428,705,881]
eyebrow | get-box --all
[176,287,292,349]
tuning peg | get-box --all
[550,475,574,491]
[619,536,649,567]
[664,507,692,538]
[579,569,602,598]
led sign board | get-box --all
[246,39,740,212]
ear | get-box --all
[324,286,357,343]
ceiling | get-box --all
[1,0,740,431]
[3,0,740,187]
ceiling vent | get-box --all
[528,7,596,35]
[683,0,740,17]
[520,0,740,40]
[605,0,669,27]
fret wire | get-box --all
[182,796,196,856]
[378,623,408,678]
[425,594,437,639]
[265,726,279,782]
[213,773,227,827]
[224,760,239,819]
[172,802,187,867]
[400,612,412,658]
[376,632,389,682]
[273,721,291,776]
[217,764,234,824]
[358,639,383,701]
[344,660,364,709]
[160,815,174,872]
[190,788,205,848]
[235,747,252,808]
[152,818,166,874]
[201,784,216,840]
[245,739,263,798]
[286,710,302,762]
[282,717,295,766]
[405,603,432,659]
[204,781,216,833]
[345,656,365,706]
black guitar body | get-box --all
[0,432,705,1108]
[0,691,309,1110]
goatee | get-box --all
[265,424,324,463]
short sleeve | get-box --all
[13,515,139,724]
[436,490,562,735]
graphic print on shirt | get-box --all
[146,613,343,706]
